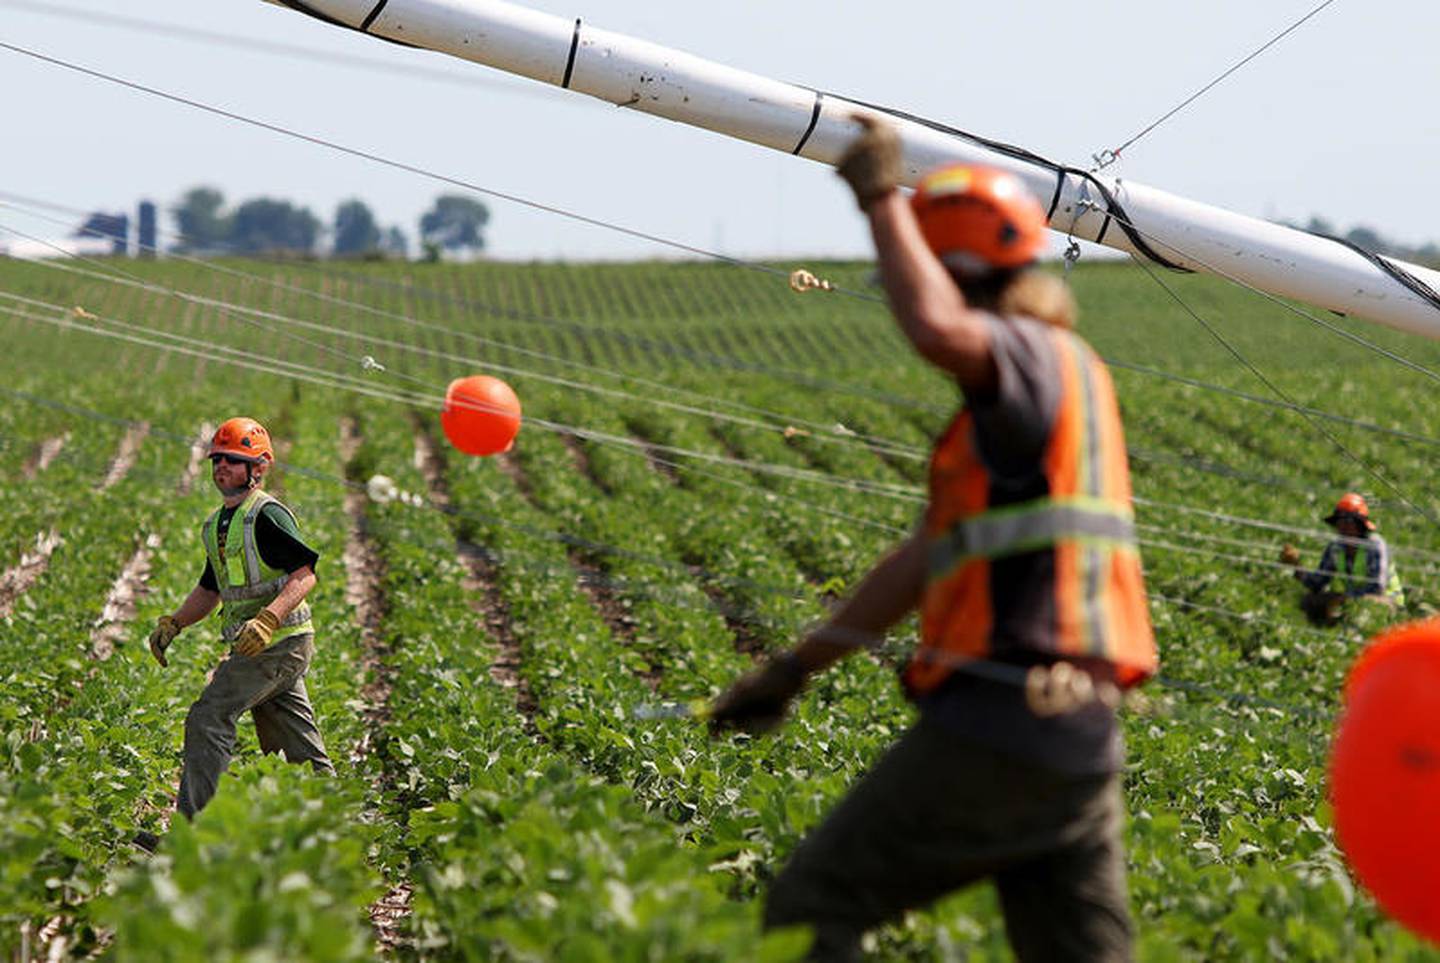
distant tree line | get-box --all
[169,187,490,261]
[1284,215,1440,268]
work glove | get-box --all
[1323,592,1346,624]
[235,609,281,657]
[1301,591,1346,626]
[148,615,181,668]
[708,651,808,736]
[836,115,903,210]
[1279,543,1301,566]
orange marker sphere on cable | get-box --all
[441,375,522,456]
[1330,618,1440,944]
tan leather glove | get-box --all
[235,609,281,657]
[148,615,181,668]
[836,115,903,210]
[1279,543,1301,566]
[708,652,808,736]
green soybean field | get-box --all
[3,254,1439,961]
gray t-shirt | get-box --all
[969,312,1063,476]
[918,314,1123,775]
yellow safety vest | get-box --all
[201,489,314,646]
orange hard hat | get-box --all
[208,417,273,463]
[1326,492,1375,530]
[910,164,1048,274]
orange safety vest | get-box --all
[905,325,1157,695]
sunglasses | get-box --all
[210,453,254,466]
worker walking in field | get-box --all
[709,116,1156,961]
[146,417,334,822]
[1281,492,1403,625]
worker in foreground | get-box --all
[146,417,334,822]
[1281,492,1403,625]
[710,118,1157,961]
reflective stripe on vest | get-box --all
[907,323,1156,695]
[201,489,313,644]
[928,496,1137,577]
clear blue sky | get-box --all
[2,0,1436,260]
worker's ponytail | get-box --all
[955,267,1077,330]
[998,269,1076,330]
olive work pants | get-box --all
[176,633,335,819]
[764,715,1132,962]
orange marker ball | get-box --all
[1330,618,1440,944]
[441,375,522,456]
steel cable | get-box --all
[1098,0,1344,164]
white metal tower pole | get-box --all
[267,0,1440,339]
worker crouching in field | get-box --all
[1281,492,1403,626]
[146,417,335,823]
[709,117,1157,962]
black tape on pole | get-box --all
[561,18,581,89]
[360,0,392,32]
[271,0,418,48]
[792,91,823,155]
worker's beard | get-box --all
[216,468,259,499]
